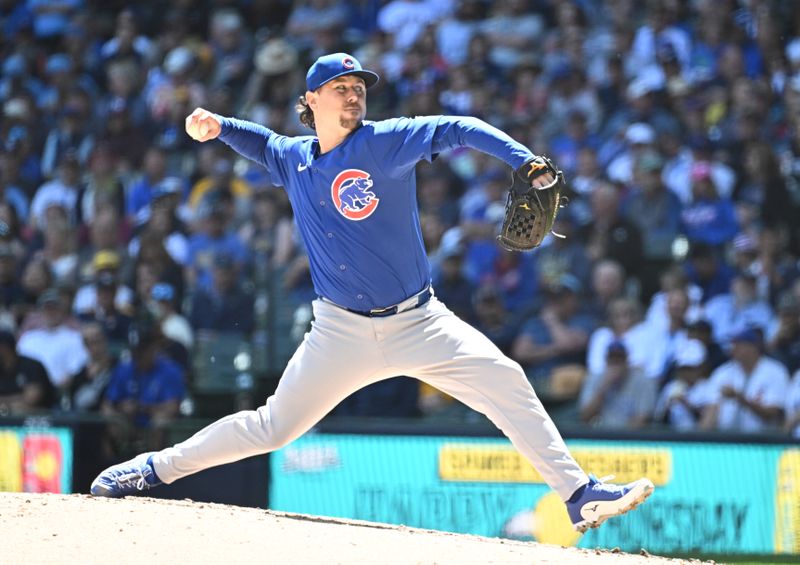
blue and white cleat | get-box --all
[90,452,162,497]
[566,475,654,533]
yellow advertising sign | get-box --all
[439,444,672,486]
[0,431,22,492]
[775,449,800,554]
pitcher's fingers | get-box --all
[199,120,209,137]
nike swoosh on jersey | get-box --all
[297,163,308,171]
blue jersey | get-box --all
[217,115,533,310]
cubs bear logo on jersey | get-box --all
[331,169,379,220]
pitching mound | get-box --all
[2,493,709,564]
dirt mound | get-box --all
[1,493,708,564]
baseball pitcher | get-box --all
[91,53,653,533]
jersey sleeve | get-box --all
[429,116,534,169]
[371,115,535,178]
[216,116,293,187]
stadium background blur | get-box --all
[1,0,799,561]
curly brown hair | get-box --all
[295,95,315,130]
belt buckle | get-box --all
[369,305,397,317]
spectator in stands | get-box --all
[377,0,445,53]
[686,319,727,371]
[17,288,88,393]
[471,284,518,356]
[99,8,155,67]
[579,340,657,429]
[622,149,683,300]
[30,151,81,229]
[189,252,254,336]
[534,208,592,295]
[753,226,800,305]
[133,233,186,309]
[701,328,789,433]
[207,9,253,91]
[0,329,54,414]
[125,146,168,221]
[129,177,189,267]
[680,161,739,249]
[458,168,510,282]
[652,287,693,371]
[654,339,713,430]
[587,295,667,381]
[103,321,185,450]
[512,274,595,383]
[645,264,703,334]
[578,180,643,280]
[480,0,543,72]
[480,248,538,313]
[40,94,95,178]
[77,143,125,224]
[238,189,295,279]
[584,259,626,323]
[606,122,658,186]
[188,156,252,226]
[31,211,79,287]
[684,242,735,304]
[76,205,129,282]
[704,273,774,346]
[185,193,249,290]
[149,282,193,352]
[73,250,133,317]
[77,271,132,347]
[67,322,116,412]
[431,243,474,322]
[98,95,149,172]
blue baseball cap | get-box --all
[731,327,762,346]
[306,53,379,92]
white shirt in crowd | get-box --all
[654,378,715,430]
[703,294,773,346]
[17,325,89,387]
[587,323,671,380]
[73,283,135,315]
[707,356,790,433]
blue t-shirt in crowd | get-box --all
[105,355,185,426]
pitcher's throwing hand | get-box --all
[185,107,221,142]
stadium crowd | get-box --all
[1,0,800,454]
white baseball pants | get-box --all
[152,296,589,500]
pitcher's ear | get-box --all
[306,91,317,109]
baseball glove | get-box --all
[496,155,567,252]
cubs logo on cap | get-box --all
[306,53,380,92]
[331,169,379,221]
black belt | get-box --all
[344,286,433,318]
